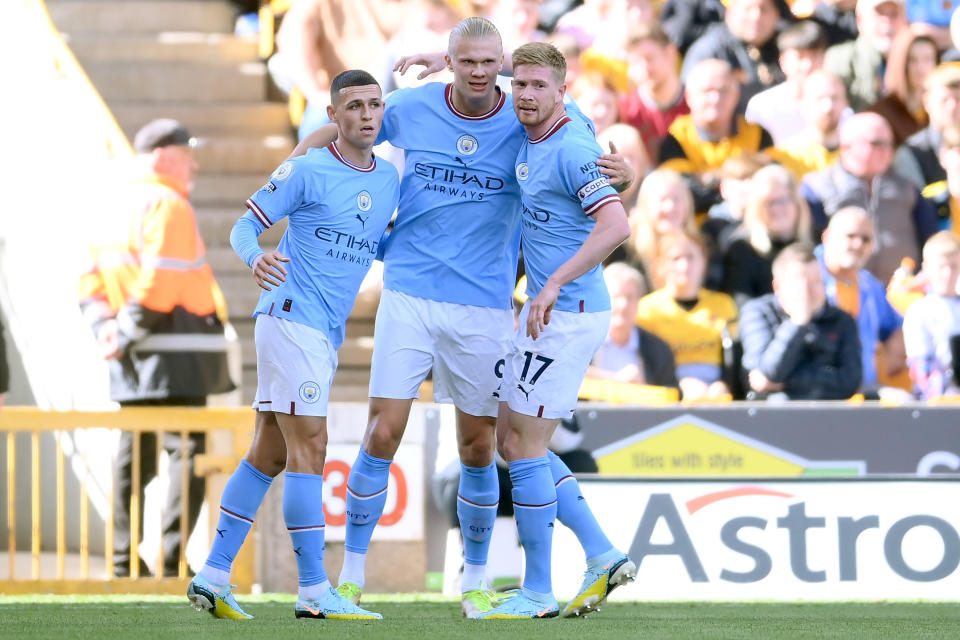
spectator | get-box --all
[867,27,940,145]
[895,62,960,190]
[547,32,584,84]
[905,0,955,49]
[740,242,863,400]
[803,112,939,283]
[570,72,621,135]
[554,0,642,51]
[269,0,404,139]
[903,231,960,399]
[378,0,460,93]
[808,0,859,46]
[597,124,651,211]
[723,164,815,308]
[637,230,738,400]
[587,262,679,388]
[659,0,726,55]
[659,59,774,212]
[823,0,908,111]
[618,24,690,161]
[703,154,771,291]
[772,70,850,178]
[921,123,960,237]
[492,0,546,52]
[817,207,907,396]
[621,168,698,287]
[77,119,234,577]
[681,0,786,108]
[745,20,829,144]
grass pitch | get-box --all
[1,594,958,639]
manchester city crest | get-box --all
[299,381,320,403]
[272,161,294,181]
[516,162,529,181]
[356,190,372,211]
[456,134,479,156]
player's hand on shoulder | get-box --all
[394,51,447,80]
[596,141,635,193]
[526,281,560,340]
[252,250,290,291]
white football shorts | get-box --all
[369,288,513,417]
[253,314,337,417]
[502,303,610,420]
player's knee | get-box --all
[286,438,328,474]
[364,426,401,459]
[458,437,495,467]
[497,428,522,462]
[363,411,405,458]
[247,454,284,478]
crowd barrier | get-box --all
[0,408,252,594]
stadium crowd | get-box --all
[262,0,960,403]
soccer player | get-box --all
[186,69,399,621]
[478,42,635,620]
[291,17,635,618]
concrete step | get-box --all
[194,135,293,175]
[195,207,245,246]
[65,32,258,63]
[193,173,273,207]
[48,0,237,34]
[84,61,267,103]
[111,102,291,136]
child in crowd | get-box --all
[903,231,960,400]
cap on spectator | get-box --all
[133,118,202,153]
[856,0,904,12]
[925,62,960,91]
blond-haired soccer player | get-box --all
[479,42,635,619]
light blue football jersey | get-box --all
[516,114,622,313]
[231,144,400,349]
[376,83,526,309]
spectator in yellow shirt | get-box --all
[637,230,739,400]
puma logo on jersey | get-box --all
[517,384,532,402]
[356,213,369,229]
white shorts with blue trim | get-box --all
[368,289,513,418]
[253,314,337,417]
[502,303,610,420]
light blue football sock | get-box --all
[548,450,614,562]
[457,461,499,591]
[339,448,391,588]
[203,459,273,578]
[509,456,557,595]
[283,471,327,587]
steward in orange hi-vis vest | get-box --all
[78,152,233,402]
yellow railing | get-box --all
[0,408,253,595]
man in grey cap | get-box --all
[79,118,233,578]
[824,0,908,111]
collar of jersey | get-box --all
[444,84,505,120]
[529,114,571,144]
[328,142,376,172]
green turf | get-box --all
[1,595,958,639]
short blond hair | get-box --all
[512,42,566,84]
[448,17,501,55]
[922,230,960,261]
